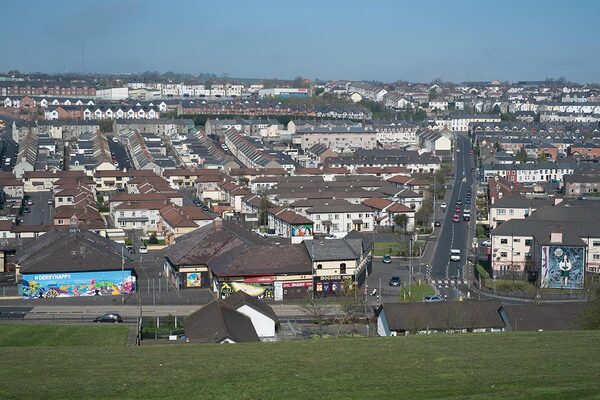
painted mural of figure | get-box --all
[558,254,573,286]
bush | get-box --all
[148,233,159,245]
[476,263,491,280]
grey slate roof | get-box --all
[224,291,279,323]
[184,301,260,343]
[380,301,504,332]
[17,229,129,274]
[500,303,586,331]
[304,239,363,262]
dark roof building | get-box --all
[184,300,260,344]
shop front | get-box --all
[218,276,275,300]
[314,275,345,297]
[278,280,312,300]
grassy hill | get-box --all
[0,324,599,399]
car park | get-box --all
[382,254,392,264]
[93,313,123,323]
[389,276,401,287]
[424,295,443,302]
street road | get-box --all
[429,134,476,301]
[108,137,131,169]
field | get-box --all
[374,240,425,257]
[1,324,600,399]
[0,324,129,347]
[399,283,435,302]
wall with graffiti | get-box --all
[21,270,136,299]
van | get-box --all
[4,158,10,166]
[462,209,471,221]
[450,249,461,262]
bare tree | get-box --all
[300,293,332,337]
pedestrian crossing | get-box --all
[431,279,468,286]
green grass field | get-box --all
[0,325,599,399]
[374,240,425,257]
[399,283,435,302]
[0,324,129,347]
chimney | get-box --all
[550,230,563,244]
[214,216,223,231]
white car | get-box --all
[138,245,148,254]
[450,249,461,262]
[440,202,447,210]
[481,239,491,247]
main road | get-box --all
[429,134,476,300]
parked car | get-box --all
[424,295,443,302]
[382,254,392,264]
[201,205,210,211]
[23,207,30,213]
[139,245,148,254]
[454,206,461,213]
[456,200,462,206]
[192,199,201,206]
[452,214,460,223]
[434,220,441,227]
[126,245,135,254]
[481,239,492,247]
[27,199,33,206]
[93,313,123,323]
[389,276,401,287]
[47,199,53,205]
[468,149,473,155]
[440,202,447,211]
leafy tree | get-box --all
[293,76,311,88]
[148,233,158,245]
[258,189,272,226]
[494,140,503,152]
[515,147,528,162]
[492,104,501,114]
[582,286,600,329]
[538,153,548,163]
[394,213,408,230]
[413,109,427,121]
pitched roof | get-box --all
[304,239,363,262]
[17,229,128,274]
[380,301,504,332]
[223,291,279,323]
[184,301,260,343]
[500,303,586,331]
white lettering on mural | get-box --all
[33,274,71,281]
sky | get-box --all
[1,0,599,83]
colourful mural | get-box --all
[21,270,136,299]
[540,246,585,289]
[219,281,274,300]
[291,224,313,237]
[186,273,202,288]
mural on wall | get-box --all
[219,281,274,300]
[186,273,202,288]
[291,224,313,237]
[21,270,136,299]
[540,246,585,289]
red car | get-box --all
[454,206,461,213]
[453,214,460,223]
[468,149,473,155]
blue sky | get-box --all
[1,0,598,83]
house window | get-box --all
[500,238,508,244]
[317,264,322,270]
[514,252,520,256]
[593,240,600,247]
[500,252,507,258]
[340,263,347,274]
[593,254,600,260]
[346,214,351,218]
[496,209,506,216]
[525,239,532,246]
[514,238,520,243]
[508,209,514,215]
[316,215,320,220]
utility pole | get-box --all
[408,239,413,297]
